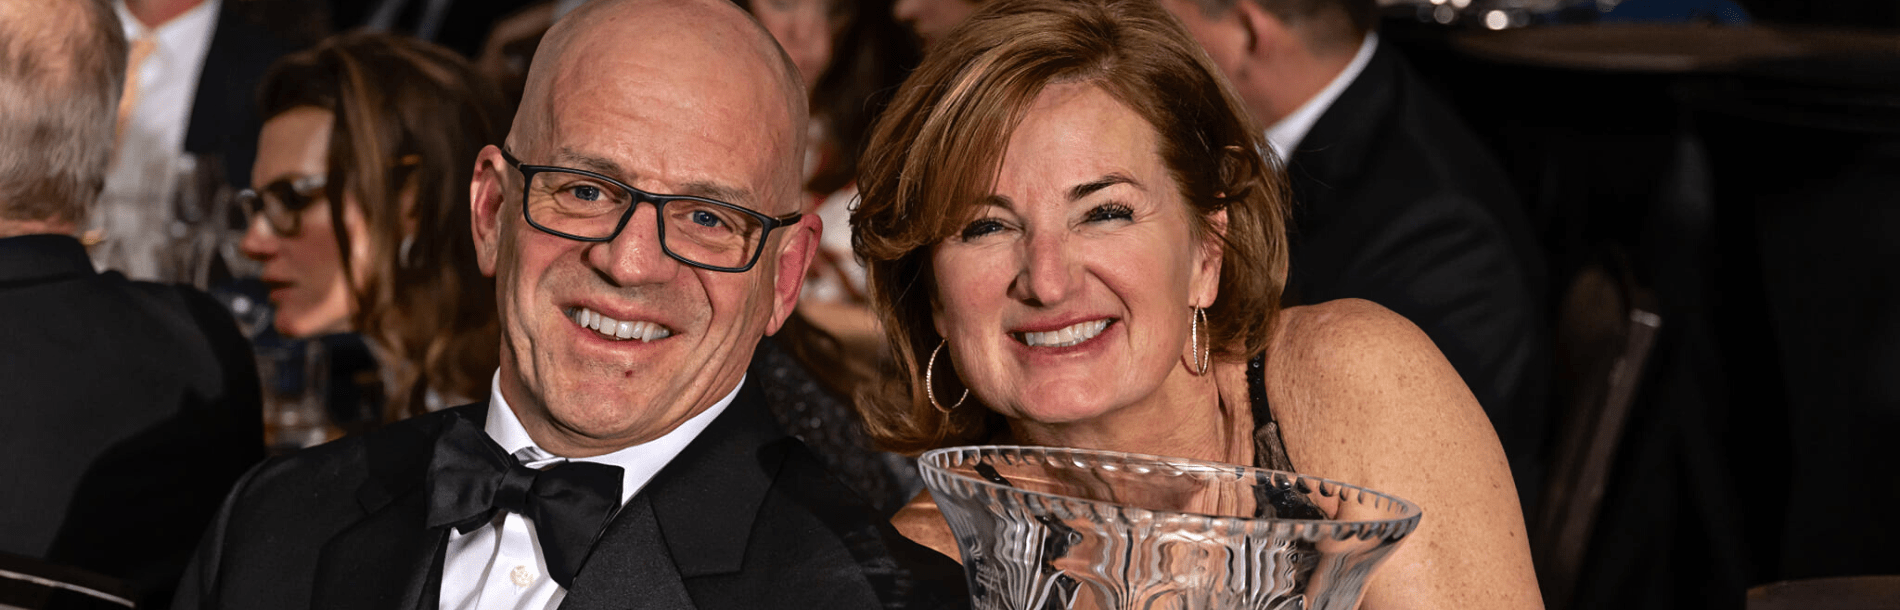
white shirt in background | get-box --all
[96,0,219,280]
[437,372,739,610]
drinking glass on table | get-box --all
[256,338,334,454]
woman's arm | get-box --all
[1267,299,1543,610]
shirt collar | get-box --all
[484,370,742,506]
[1265,31,1380,159]
[115,0,220,42]
[0,234,97,283]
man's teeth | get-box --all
[567,307,671,342]
[1019,319,1110,348]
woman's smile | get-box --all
[1012,318,1114,348]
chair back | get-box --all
[0,552,137,609]
[1534,252,1663,610]
[1748,575,1900,610]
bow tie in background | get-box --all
[425,415,624,588]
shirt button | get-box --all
[510,565,537,587]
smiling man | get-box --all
[173,1,963,608]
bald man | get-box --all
[172,1,964,608]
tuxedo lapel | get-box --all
[557,494,696,610]
[309,490,445,610]
[309,404,481,610]
[644,381,788,579]
[1286,42,1399,217]
[559,381,789,609]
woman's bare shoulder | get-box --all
[1266,299,1472,411]
[1271,299,1432,362]
[1263,299,1542,608]
[892,490,963,563]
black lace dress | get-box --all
[750,336,922,517]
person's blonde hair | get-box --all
[0,0,125,225]
[851,0,1292,454]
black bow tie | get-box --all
[424,413,624,589]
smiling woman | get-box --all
[851,0,1544,608]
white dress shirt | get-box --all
[438,372,741,610]
[95,0,219,280]
[1264,32,1381,160]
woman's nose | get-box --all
[1011,230,1078,306]
[238,213,277,262]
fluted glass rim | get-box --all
[919,445,1423,543]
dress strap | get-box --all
[1248,352,1296,472]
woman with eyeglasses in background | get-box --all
[239,31,506,420]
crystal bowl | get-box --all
[919,445,1423,610]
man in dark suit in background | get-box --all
[92,0,297,280]
[0,1,264,607]
[1161,0,1552,507]
[173,0,963,608]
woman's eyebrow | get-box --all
[1067,173,1139,201]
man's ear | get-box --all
[763,212,822,336]
[1192,208,1228,308]
[469,145,507,277]
[1232,0,1292,61]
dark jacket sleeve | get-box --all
[43,285,265,609]
[171,459,272,610]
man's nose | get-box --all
[1009,229,1078,306]
[586,204,681,287]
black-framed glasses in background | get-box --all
[237,175,326,236]
[500,149,801,273]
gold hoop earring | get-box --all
[1191,306,1211,375]
[927,339,969,413]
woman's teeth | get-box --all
[1018,319,1110,348]
[567,307,671,342]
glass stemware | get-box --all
[920,445,1423,610]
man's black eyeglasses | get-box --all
[501,149,801,273]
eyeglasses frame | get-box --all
[500,148,802,273]
[238,174,328,236]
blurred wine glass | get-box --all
[255,337,335,454]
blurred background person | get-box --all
[240,31,506,424]
[892,0,978,47]
[330,0,544,58]
[747,0,917,314]
[90,0,298,281]
[0,0,262,607]
[741,0,928,515]
[852,1,1540,606]
[1160,0,1551,511]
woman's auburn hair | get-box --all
[257,31,508,420]
[850,0,1293,454]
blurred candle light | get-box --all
[1484,9,1510,29]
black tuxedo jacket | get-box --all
[172,383,967,609]
[183,2,298,188]
[1279,41,1551,500]
[0,234,263,608]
